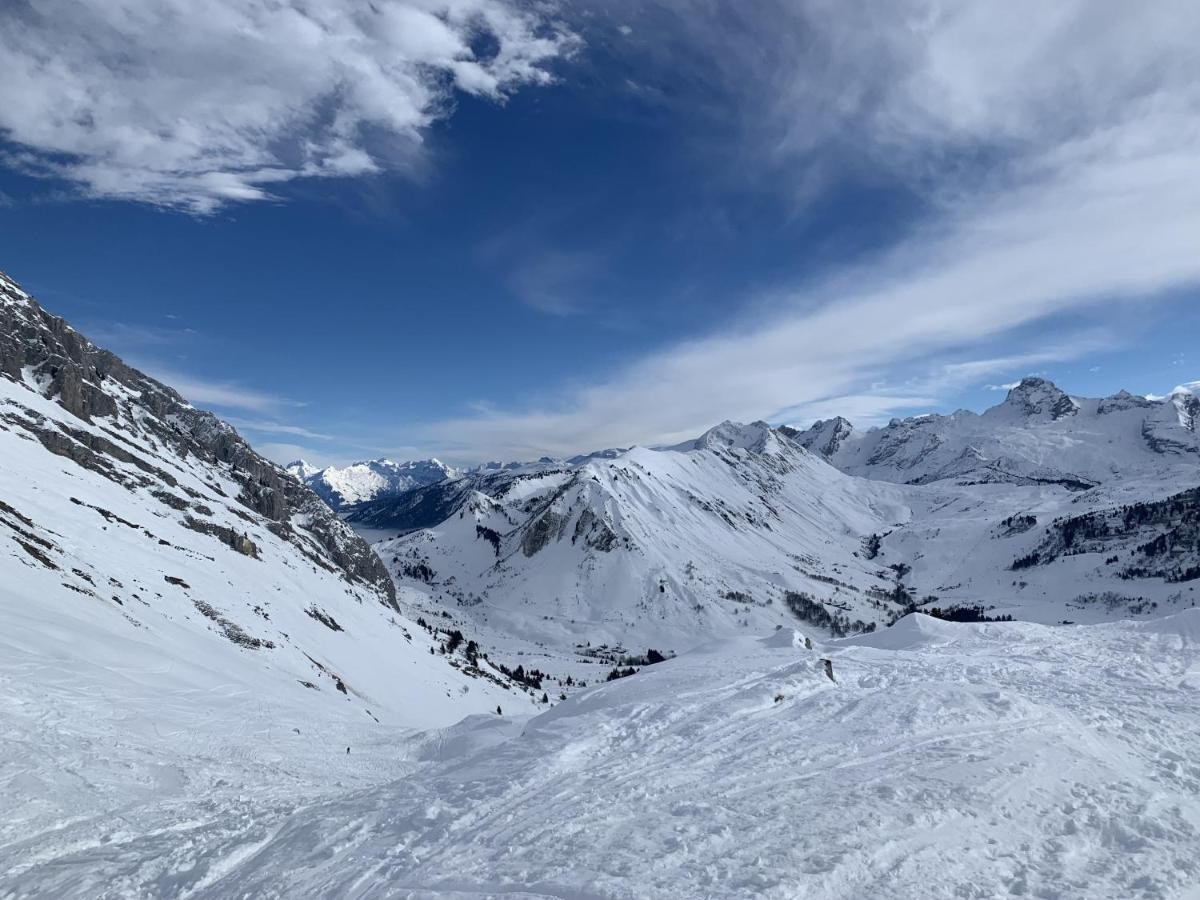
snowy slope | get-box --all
[0,270,535,738]
[6,612,1199,899]
[376,423,920,651]
[288,457,458,509]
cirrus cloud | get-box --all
[0,0,576,212]
[413,1,1200,459]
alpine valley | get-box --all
[3,270,1199,899]
[350,376,1200,659]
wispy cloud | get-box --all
[224,417,334,441]
[415,2,1200,458]
[419,139,1200,458]
[0,0,576,212]
[507,250,605,316]
[142,366,305,415]
[84,321,200,348]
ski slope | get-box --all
[4,613,1198,898]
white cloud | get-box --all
[507,250,603,316]
[420,136,1200,458]
[0,0,575,212]
[142,366,304,415]
[84,321,199,348]
[224,417,334,441]
[417,2,1200,458]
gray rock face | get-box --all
[521,509,568,557]
[1097,390,1154,415]
[783,416,854,460]
[0,270,395,609]
[996,377,1079,421]
[1174,392,1199,433]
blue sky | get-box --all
[1,1,1198,465]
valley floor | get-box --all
[4,611,1200,899]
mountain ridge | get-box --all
[286,457,458,509]
[357,377,1200,656]
[0,270,537,730]
[787,376,1199,488]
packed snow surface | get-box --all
[4,613,1199,898]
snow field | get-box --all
[5,613,1198,898]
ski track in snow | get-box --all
[4,614,1200,899]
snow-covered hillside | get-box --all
[367,403,1199,659]
[287,457,457,509]
[375,423,918,652]
[6,612,1199,898]
[0,270,535,735]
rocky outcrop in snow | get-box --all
[1,271,395,606]
[987,376,1079,421]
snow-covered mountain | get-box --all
[374,424,913,650]
[0,270,535,734]
[283,458,322,481]
[287,457,457,509]
[346,459,579,536]
[786,376,1200,488]
[358,387,1199,658]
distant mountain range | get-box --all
[346,377,1200,654]
[285,457,459,509]
[786,376,1199,488]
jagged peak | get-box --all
[814,415,853,429]
[284,459,322,480]
[1097,389,1154,415]
[688,420,777,453]
[784,416,855,459]
[0,270,34,308]
[0,274,397,607]
[991,377,1079,421]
